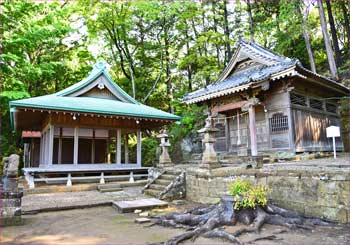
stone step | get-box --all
[191,153,202,160]
[219,159,243,165]
[186,160,201,165]
[112,198,168,213]
[148,184,165,191]
[163,169,178,174]
[154,179,172,186]
[98,187,123,193]
[161,174,176,180]
[144,189,161,197]
[97,183,121,191]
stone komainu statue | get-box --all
[3,154,19,178]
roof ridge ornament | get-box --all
[89,61,108,75]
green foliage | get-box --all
[1,0,350,161]
[0,1,93,157]
[141,137,159,167]
[229,178,268,210]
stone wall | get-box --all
[185,166,350,223]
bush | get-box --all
[229,178,268,210]
[141,137,158,167]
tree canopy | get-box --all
[1,0,349,160]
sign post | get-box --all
[326,126,340,159]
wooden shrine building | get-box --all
[183,40,349,157]
[10,61,180,188]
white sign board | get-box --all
[326,126,340,138]
[326,126,340,159]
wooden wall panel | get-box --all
[292,108,343,152]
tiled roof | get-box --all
[183,59,298,103]
[183,39,349,104]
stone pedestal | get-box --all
[198,116,220,169]
[157,132,173,167]
[1,154,23,226]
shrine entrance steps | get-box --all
[143,169,178,198]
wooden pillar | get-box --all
[116,129,121,165]
[30,138,34,167]
[237,110,241,145]
[48,124,54,165]
[45,131,49,164]
[225,116,231,152]
[248,105,258,157]
[125,134,129,164]
[91,138,95,164]
[287,91,295,151]
[136,130,142,166]
[73,127,79,165]
[106,138,111,163]
[39,134,44,165]
[43,132,47,164]
[58,128,62,164]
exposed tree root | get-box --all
[150,197,330,244]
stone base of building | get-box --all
[0,178,24,227]
[185,165,350,224]
[0,216,23,226]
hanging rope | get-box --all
[212,111,249,124]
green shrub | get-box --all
[229,178,268,210]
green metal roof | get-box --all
[55,61,140,104]
[10,95,180,120]
[10,61,180,127]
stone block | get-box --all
[305,206,348,223]
[135,218,151,224]
[139,212,149,217]
[270,199,305,214]
[316,194,339,208]
[329,175,349,181]
[0,215,22,227]
[1,198,21,207]
[318,181,338,195]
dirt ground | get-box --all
[2,206,350,245]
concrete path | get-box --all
[22,187,147,213]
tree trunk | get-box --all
[246,0,255,43]
[317,0,339,80]
[223,0,231,63]
[340,1,350,54]
[325,0,342,66]
[212,2,221,67]
[299,1,316,72]
[164,22,174,114]
[185,28,192,92]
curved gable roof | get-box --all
[10,62,180,129]
[183,39,349,104]
[56,61,139,104]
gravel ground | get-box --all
[22,187,147,213]
[3,206,350,245]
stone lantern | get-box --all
[198,114,220,169]
[1,154,23,226]
[157,131,173,167]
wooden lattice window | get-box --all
[290,93,307,106]
[215,123,225,138]
[309,98,323,110]
[269,113,289,133]
[326,103,337,113]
